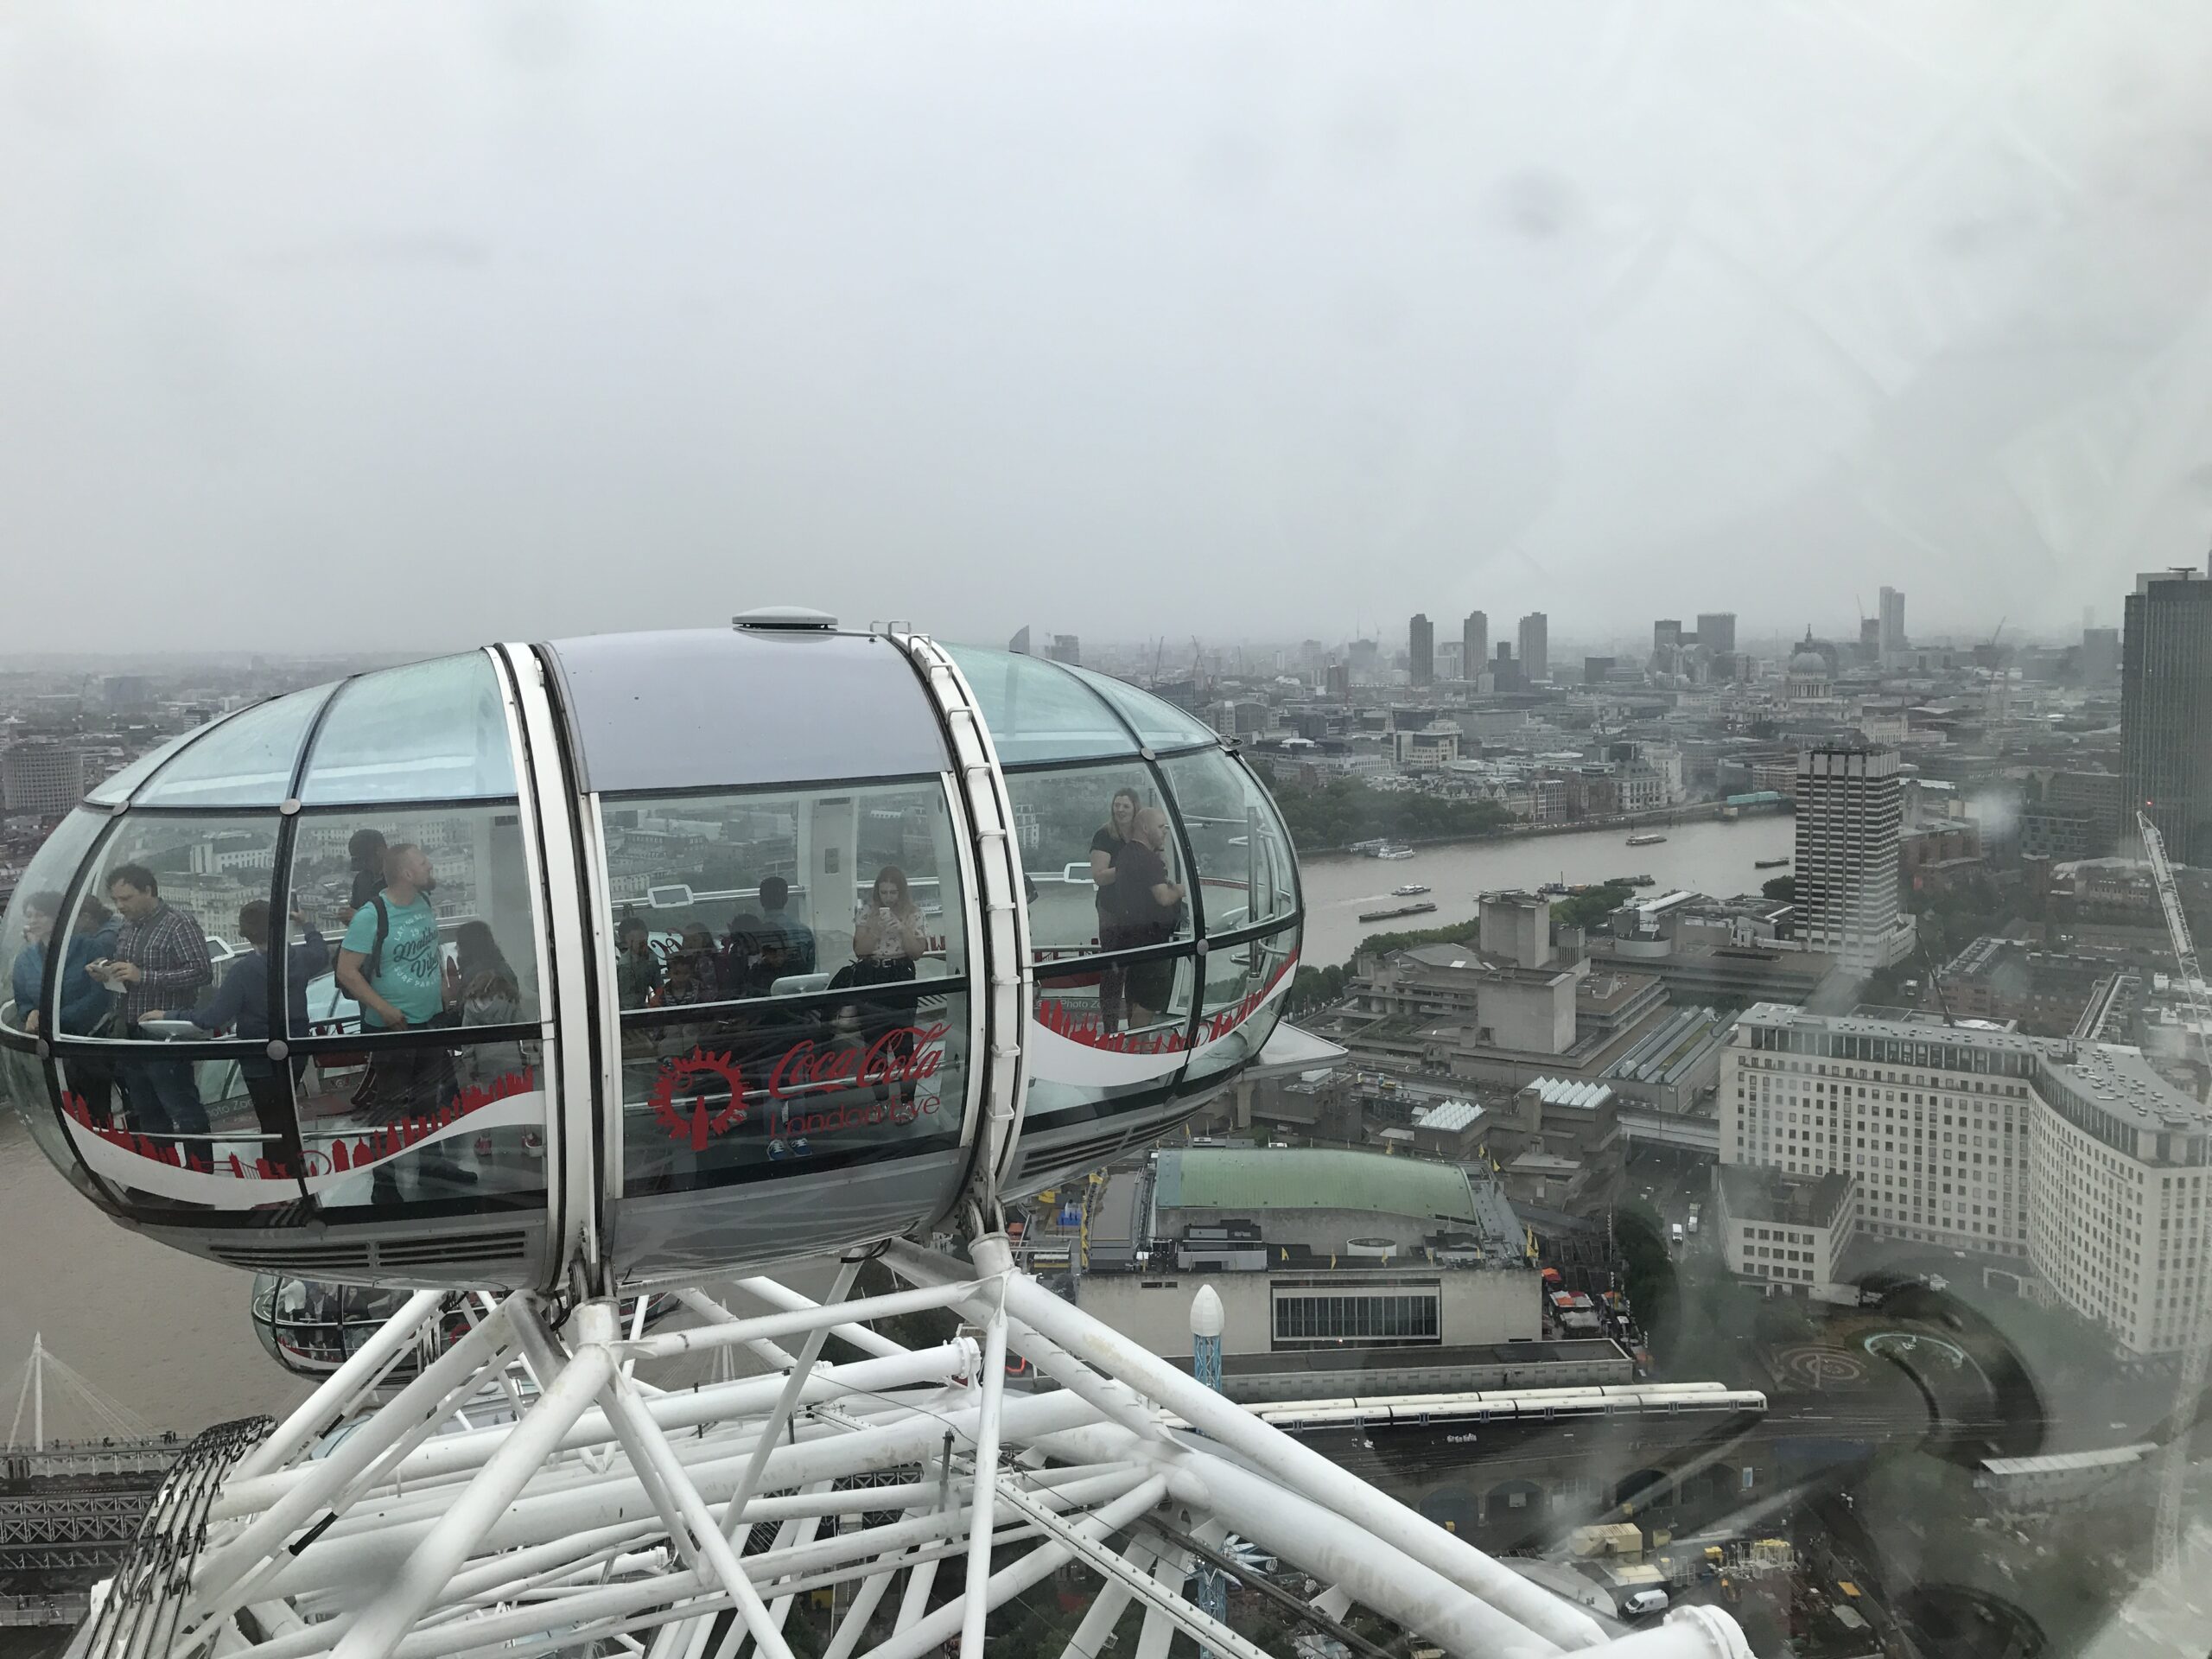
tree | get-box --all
[1760,874,1796,902]
[1554,881,1637,931]
[1265,774,1511,852]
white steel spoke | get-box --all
[71,1248,1768,1659]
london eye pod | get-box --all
[0,615,1306,1293]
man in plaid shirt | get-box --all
[98,863,213,1145]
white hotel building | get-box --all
[1719,1005,2212,1357]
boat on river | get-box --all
[1358,900,1439,923]
[1391,883,1431,896]
[1755,857,1791,869]
[1626,832,1668,847]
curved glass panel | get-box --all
[285,804,543,1036]
[134,686,333,807]
[621,988,968,1196]
[549,629,950,794]
[0,809,108,1038]
[61,814,280,1044]
[601,779,967,1007]
[25,1055,115,1206]
[1157,748,1299,938]
[1182,923,1299,1089]
[299,653,518,804]
[1003,763,1192,963]
[944,646,1135,763]
[304,1037,546,1217]
[85,728,209,805]
[1023,953,1198,1135]
[1063,664,1221,750]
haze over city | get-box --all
[9,3,2212,652]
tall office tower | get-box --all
[1046,634,1081,666]
[1347,638,1379,682]
[2081,626,2120,687]
[1517,613,1548,683]
[1859,617,1882,661]
[1492,640,1522,692]
[1795,743,1915,971]
[1696,613,1737,656]
[2122,563,2212,862]
[1325,663,1350,699]
[1462,612,1487,681]
[0,741,92,816]
[1878,588,1906,661]
[1408,613,1434,686]
[1654,619,1683,655]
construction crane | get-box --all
[2137,809,2212,1571]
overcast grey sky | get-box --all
[6,2,2212,655]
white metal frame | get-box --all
[73,1248,1762,1659]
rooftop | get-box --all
[1716,1165,1853,1228]
[1154,1147,1481,1224]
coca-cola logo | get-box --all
[647,1023,951,1148]
[766,1021,949,1102]
[650,1048,749,1149]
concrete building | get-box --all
[2121,562,2212,863]
[1046,634,1082,665]
[2081,626,2120,686]
[1491,642,1522,694]
[1878,586,1907,663]
[1408,613,1435,688]
[1696,613,1737,657]
[1714,1166,1852,1294]
[1075,1147,1541,1361]
[1929,938,2121,1037]
[0,741,92,816]
[1394,719,1462,772]
[1719,1005,2212,1357]
[1517,613,1549,685]
[1795,744,1915,970]
[1461,612,1488,683]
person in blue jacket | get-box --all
[10,891,121,1126]
[149,899,327,1175]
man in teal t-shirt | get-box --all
[334,841,473,1194]
[338,845,448,1029]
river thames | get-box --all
[1296,812,1795,965]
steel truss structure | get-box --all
[72,1235,1757,1659]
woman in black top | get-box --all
[1089,787,1141,1029]
[1116,807,1186,1028]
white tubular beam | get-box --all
[1583,1608,1755,1659]
[598,1375,798,1659]
[674,1288,796,1370]
[629,1281,977,1363]
[817,1546,904,1659]
[218,1343,973,1517]
[1160,1441,1560,1659]
[857,1474,1168,1659]
[1134,1544,1189,1659]
[719,1260,864,1547]
[957,1235,1015,1659]
[996,1485,1267,1659]
[194,1300,523,1611]
[887,1239,1603,1652]
[1058,1538,1155,1659]
[250,1389,1104,1601]
[892,1458,948,1637]
[231,1291,447,1484]
[729,1276,909,1361]
[330,1337,620,1659]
